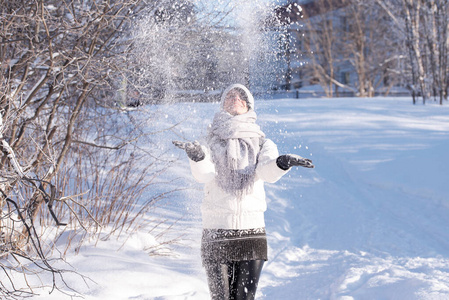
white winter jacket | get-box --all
[189,139,289,230]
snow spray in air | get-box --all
[130,0,299,105]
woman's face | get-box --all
[223,90,248,115]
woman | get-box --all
[173,84,314,299]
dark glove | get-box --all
[172,140,205,162]
[276,154,314,170]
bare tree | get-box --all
[421,0,449,104]
[291,0,404,97]
[300,0,342,97]
[403,0,427,103]
[340,0,405,97]
[376,0,449,104]
[0,0,250,297]
[0,0,181,297]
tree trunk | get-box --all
[403,0,426,103]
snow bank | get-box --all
[32,97,449,299]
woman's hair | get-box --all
[230,87,251,109]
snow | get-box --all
[32,96,449,299]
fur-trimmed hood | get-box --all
[220,84,255,110]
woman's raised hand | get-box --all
[276,154,314,170]
[172,140,205,162]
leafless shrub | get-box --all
[0,0,247,296]
[0,0,185,297]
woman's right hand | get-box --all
[172,140,205,162]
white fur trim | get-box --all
[220,84,255,110]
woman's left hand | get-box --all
[276,154,314,170]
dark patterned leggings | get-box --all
[204,260,264,300]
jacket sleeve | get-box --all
[256,139,289,183]
[189,146,216,183]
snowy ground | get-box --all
[34,97,449,299]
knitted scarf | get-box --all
[207,110,265,197]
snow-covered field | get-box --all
[35,97,449,299]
